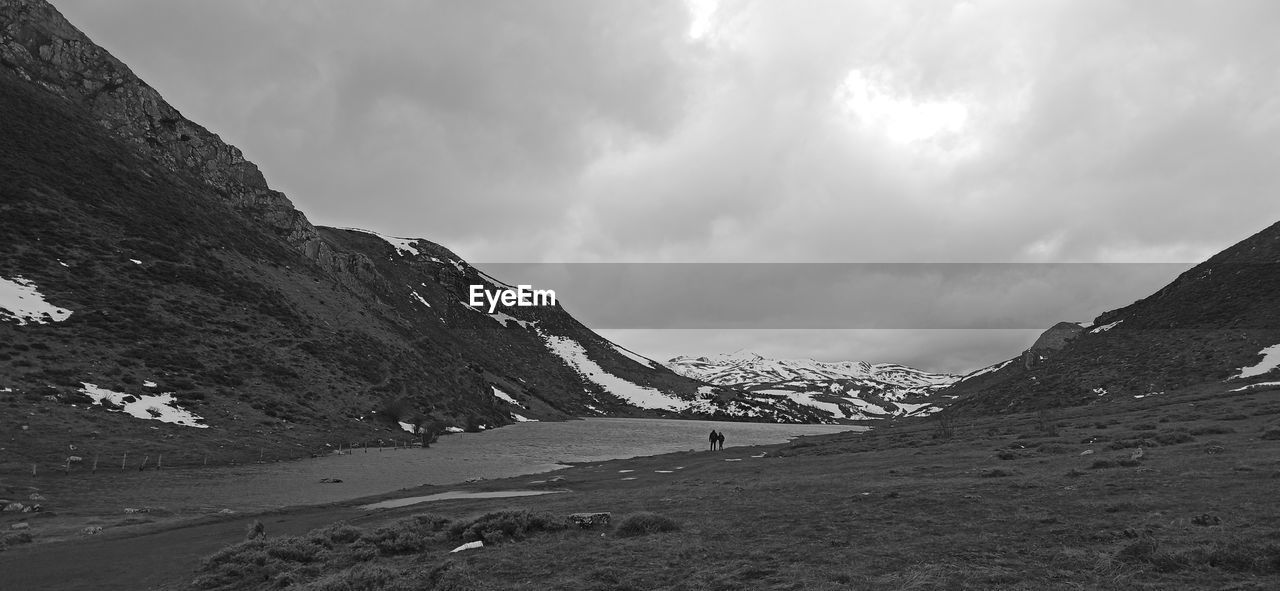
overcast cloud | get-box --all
[54,1,1280,372]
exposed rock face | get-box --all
[0,0,319,251]
[1023,321,1085,369]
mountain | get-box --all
[942,223,1280,414]
[0,0,825,468]
[666,351,961,421]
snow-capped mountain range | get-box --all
[666,351,961,421]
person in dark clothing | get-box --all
[716,431,725,450]
[709,430,718,451]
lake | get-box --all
[90,418,861,513]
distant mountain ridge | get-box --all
[940,222,1280,414]
[666,351,960,421]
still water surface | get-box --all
[119,418,860,512]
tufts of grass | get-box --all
[1116,536,1280,574]
[1,532,34,549]
[448,510,568,545]
[1189,425,1234,436]
[1153,430,1194,445]
[305,521,362,546]
[615,512,681,538]
[1107,438,1157,450]
[355,519,444,555]
[293,563,404,591]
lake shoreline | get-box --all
[0,419,859,550]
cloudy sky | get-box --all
[56,0,1280,372]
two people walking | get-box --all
[708,430,725,451]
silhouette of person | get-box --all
[716,431,725,450]
[709,430,718,451]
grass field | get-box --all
[171,383,1280,590]
[4,382,1280,590]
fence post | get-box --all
[93,454,99,474]
[31,463,36,477]
[157,454,162,471]
[122,452,127,471]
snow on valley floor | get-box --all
[0,276,73,325]
[539,331,688,412]
[80,383,208,428]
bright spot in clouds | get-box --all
[684,0,719,41]
[835,67,970,145]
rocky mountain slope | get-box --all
[942,223,1280,414]
[0,0,825,468]
[666,351,960,421]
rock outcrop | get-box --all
[0,0,319,250]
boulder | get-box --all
[569,512,611,529]
[10,523,29,530]
[81,526,102,535]
[2,502,24,513]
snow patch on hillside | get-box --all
[489,311,536,329]
[1090,320,1122,334]
[541,331,687,411]
[380,235,422,257]
[1234,344,1280,379]
[1,276,73,325]
[80,383,207,428]
[339,227,425,257]
[410,290,431,307]
[961,358,1014,381]
[492,386,526,408]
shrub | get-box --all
[357,520,438,555]
[245,520,265,541]
[980,468,1014,478]
[264,537,324,563]
[1090,459,1117,470]
[615,512,681,538]
[307,522,363,545]
[1261,428,1280,441]
[298,564,402,591]
[450,510,567,545]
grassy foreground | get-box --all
[169,384,1280,590]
